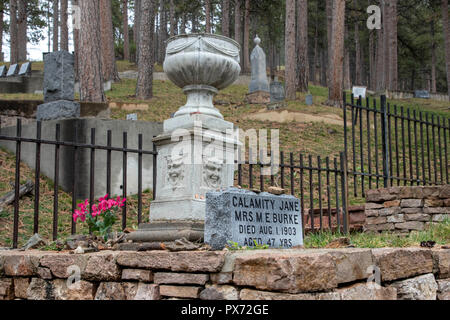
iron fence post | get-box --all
[380,95,390,188]
[340,152,349,234]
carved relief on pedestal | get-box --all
[203,156,223,189]
[165,154,187,189]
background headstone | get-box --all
[43,51,75,102]
[6,64,19,77]
[205,188,303,250]
[127,113,138,121]
[270,81,285,103]
[352,86,367,99]
[0,65,6,77]
[18,62,32,76]
[305,94,313,106]
[249,35,270,94]
[414,90,430,99]
[36,100,80,121]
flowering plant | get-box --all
[73,194,126,241]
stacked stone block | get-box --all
[0,248,449,300]
[364,185,450,233]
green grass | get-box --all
[304,217,450,248]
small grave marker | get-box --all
[205,188,303,250]
[127,113,138,121]
[0,65,6,77]
[414,90,430,99]
[305,94,313,106]
[6,64,19,77]
[352,86,367,99]
[18,62,31,75]
[270,80,285,103]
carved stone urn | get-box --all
[163,34,241,119]
[127,34,241,243]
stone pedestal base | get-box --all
[37,100,80,121]
[126,221,204,242]
[245,91,271,104]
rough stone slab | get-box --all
[405,213,431,222]
[372,248,433,281]
[159,285,201,299]
[3,253,40,276]
[401,207,423,214]
[14,278,30,299]
[384,200,401,208]
[432,214,449,222]
[154,273,209,285]
[133,283,160,300]
[401,199,423,208]
[379,207,401,216]
[366,216,387,224]
[336,283,397,300]
[116,251,225,273]
[423,207,450,214]
[83,252,120,281]
[122,269,153,282]
[37,100,81,121]
[365,210,379,217]
[52,279,95,300]
[364,223,395,232]
[0,278,14,299]
[391,273,438,300]
[365,203,384,210]
[205,188,303,250]
[437,279,450,300]
[439,185,450,198]
[432,250,450,278]
[233,251,337,294]
[387,214,404,223]
[94,282,139,300]
[27,278,54,300]
[43,51,75,102]
[328,249,373,284]
[37,267,52,280]
[424,199,444,207]
[40,254,88,278]
[395,221,425,231]
[240,289,340,300]
[200,284,239,300]
[210,272,233,284]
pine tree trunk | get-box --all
[442,0,450,97]
[136,0,155,100]
[296,0,308,93]
[17,0,27,61]
[100,0,120,81]
[243,0,250,73]
[53,0,59,52]
[79,0,105,102]
[234,0,242,69]
[169,0,175,36]
[205,0,211,33]
[123,0,130,61]
[10,0,18,64]
[369,30,375,90]
[343,25,351,90]
[222,0,230,37]
[312,0,320,84]
[72,0,79,81]
[383,0,390,91]
[354,0,361,85]
[326,0,333,86]
[431,20,437,94]
[285,0,296,100]
[375,19,384,91]
[158,0,167,64]
[327,0,345,108]
[0,3,3,61]
[60,0,68,51]
[134,0,141,63]
[389,0,398,91]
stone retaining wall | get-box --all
[364,185,450,233]
[0,248,448,300]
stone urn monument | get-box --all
[128,34,241,243]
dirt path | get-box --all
[245,109,348,126]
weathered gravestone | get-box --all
[18,62,32,76]
[205,188,303,250]
[0,65,6,77]
[6,64,19,77]
[37,51,80,121]
[414,90,430,99]
[270,78,285,103]
[352,86,367,99]
[246,36,270,104]
[305,94,313,106]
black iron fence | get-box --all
[0,93,448,248]
[343,94,449,198]
[0,119,158,248]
